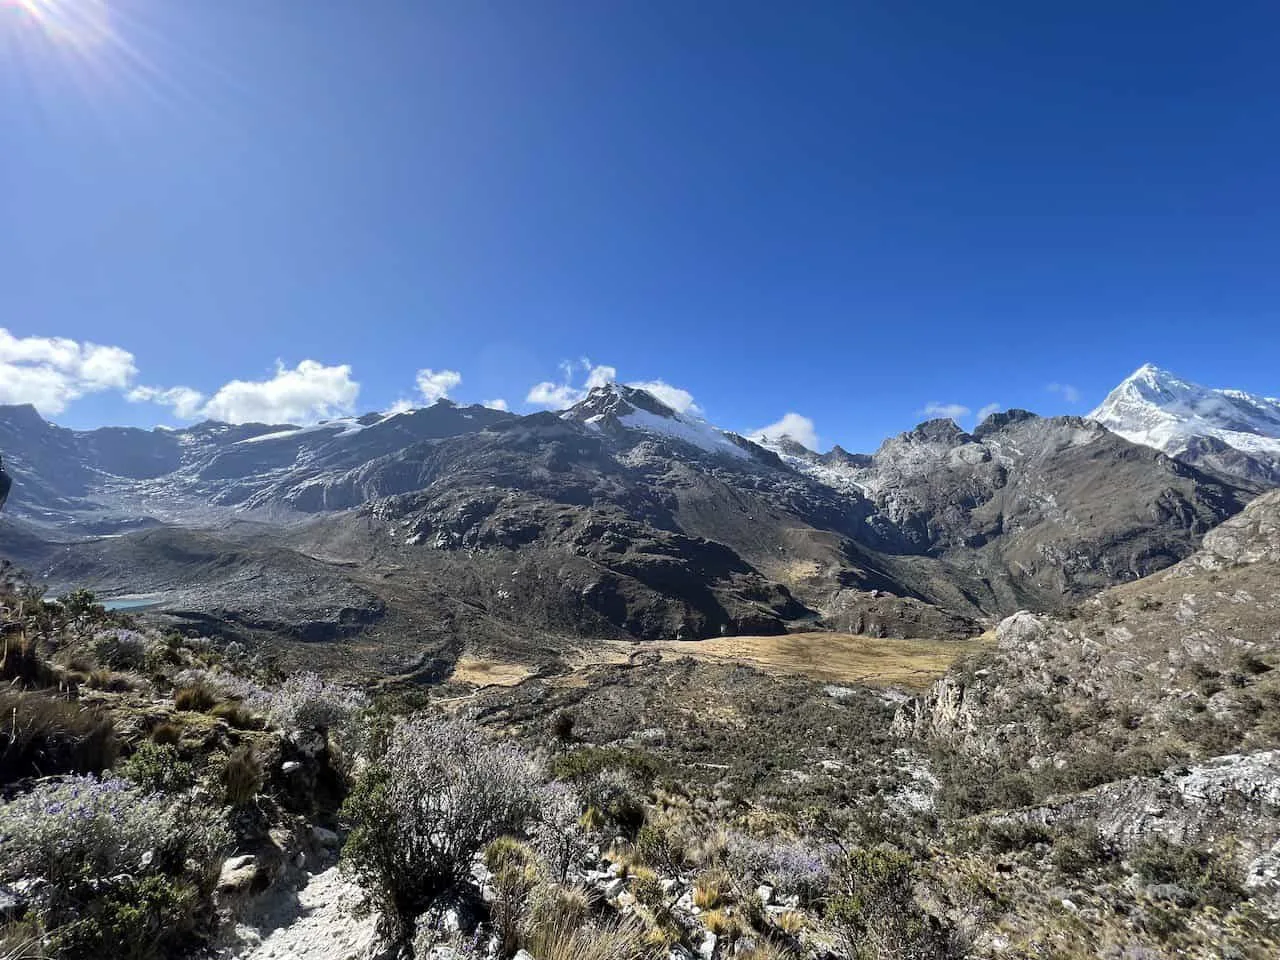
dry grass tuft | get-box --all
[693,869,733,910]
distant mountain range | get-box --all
[0,366,1273,665]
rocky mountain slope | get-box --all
[1091,363,1280,486]
[896,487,1280,793]
[0,375,1269,654]
[886,489,1280,958]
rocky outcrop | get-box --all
[1187,488,1280,568]
[1006,751,1280,856]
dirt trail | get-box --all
[224,866,382,960]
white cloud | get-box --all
[416,368,462,404]
[628,379,701,415]
[920,402,971,420]
[126,385,205,419]
[750,412,820,451]
[201,360,360,424]
[585,364,617,390]
[1047,382,1081,404]
[484,398,509,411]
[525,360,619,409]
[526,381,584,409]
[976,402,1003,422]
[383,398,416,416]
[0,328,138,415]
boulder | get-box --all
[217,854,264,895]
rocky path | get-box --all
[224,866,382,960]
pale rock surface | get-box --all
[223,866,383,960]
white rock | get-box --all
[755,884,774,905]
[697,931,717,960]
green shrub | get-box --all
[550,746,664,787]
[552,710,576,741]
[984,819,1052,854]
[48,875,198,960]
[635,817,687,875]
[554,759,649,840]
[827,847,951,960]
[1130,837,1244,911]
[118,742,195,794]
[1050,826,1111,875]
[631,869,664,910]
[61,590,101,619]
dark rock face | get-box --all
[0,390,1263,647]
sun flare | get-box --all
[4,0,113,47]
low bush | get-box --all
[1130,837,1244,911]
[48,875,198,960]
[118,741,196,794]
[552,710,576,741]
[827,847,952,960]
[531,781,591,884]
[90,629,149,672]
[983,819,1052,854]
[579,767,647,840]
[60,590,102,619]
[265,672,366,741]
[724,834,831,906]
[0,691,117,785]
[1050,825,1112,875]
[634,813,689,875]
[631,869,664,910]
[0,775,229,957]
[340,715,542,943]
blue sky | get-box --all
[1,1,1278,452]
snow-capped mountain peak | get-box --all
[563,384,752,459]
[1090,365,1280,482]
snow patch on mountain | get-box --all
[618,405,750,460]
[1091,364,1280,459]
[753,435,867,494]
